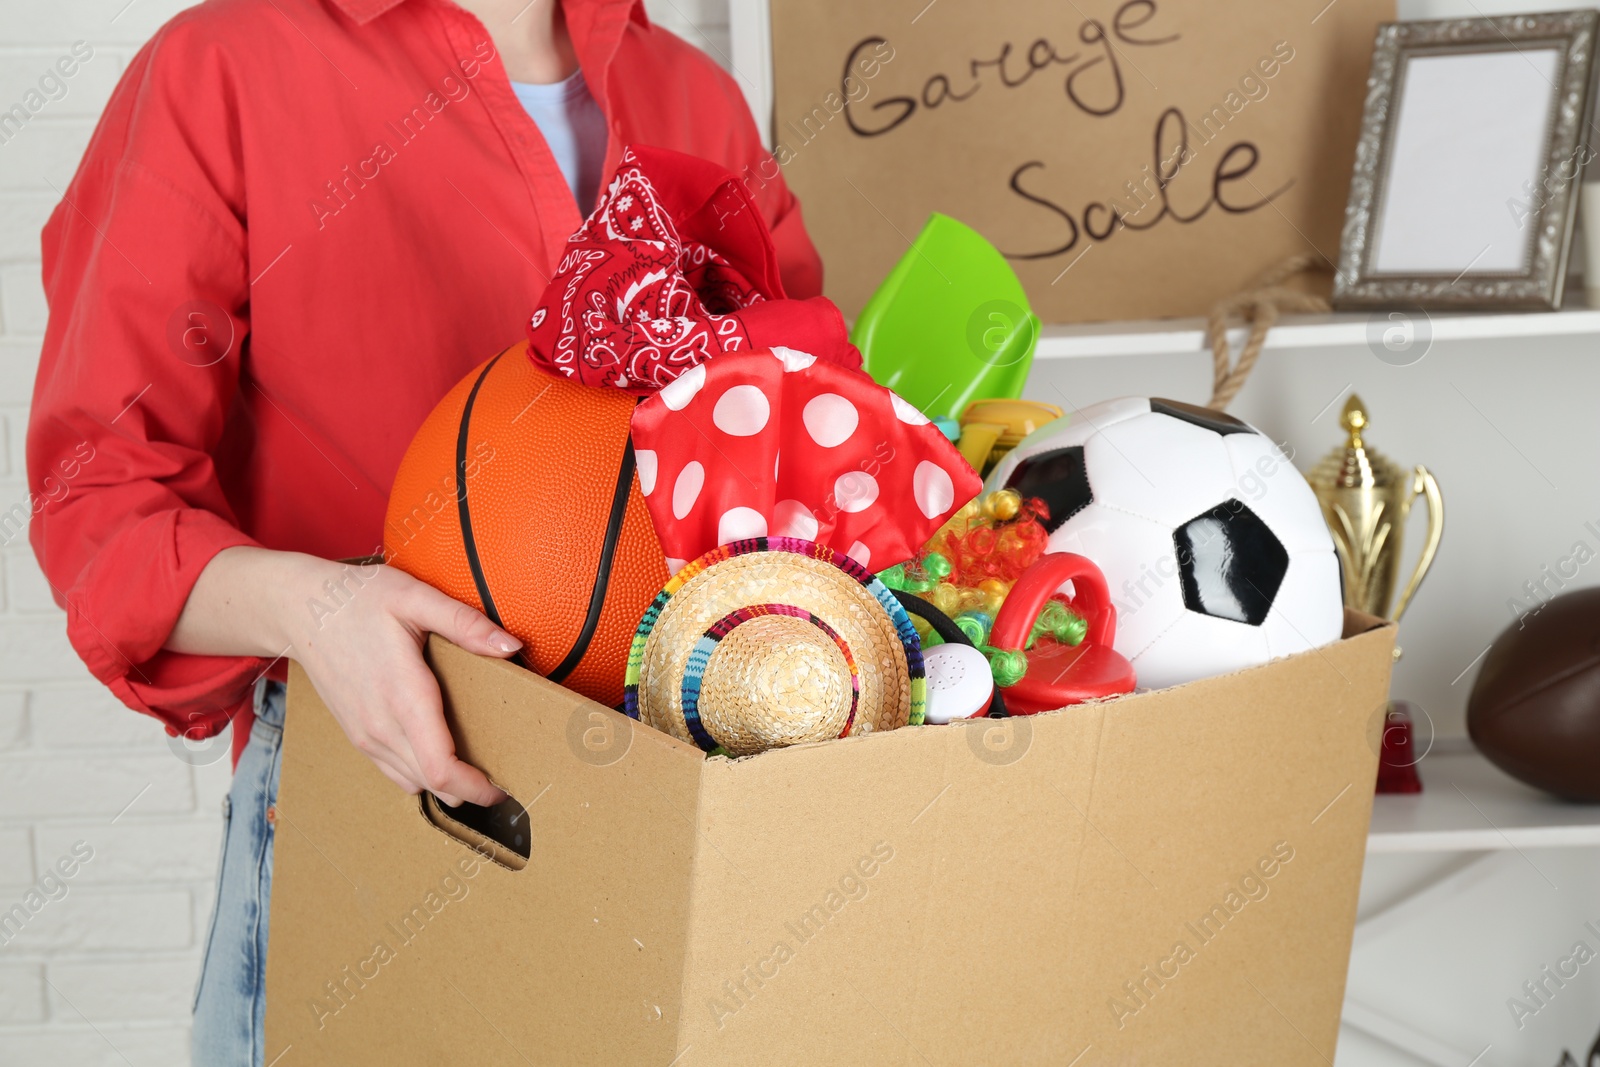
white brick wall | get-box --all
[0,1,730,1062]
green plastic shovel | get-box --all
[852,213,1040,422]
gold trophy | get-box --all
[1307,395,1443,659]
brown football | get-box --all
[1467,586,1600,801]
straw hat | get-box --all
[624,537,925,756]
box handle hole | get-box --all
[420,791,530,871]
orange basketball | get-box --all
[384,341,668,705]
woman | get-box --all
[26,0,820,1062]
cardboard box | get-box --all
[265,612,1394,1065]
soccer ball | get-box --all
[985,397,1343,691]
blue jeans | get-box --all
[192,679,284,1067]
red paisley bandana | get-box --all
[526,145,859,393]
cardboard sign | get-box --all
[767,0,1392,323]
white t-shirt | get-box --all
[509,69,608,214]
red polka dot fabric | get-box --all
[630,349,983,574]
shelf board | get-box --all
[1366,746,1600,853]
[1034,302,1600,361]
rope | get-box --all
[1205,254,1333,411]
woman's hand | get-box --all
[168,547,520,807]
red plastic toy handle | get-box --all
[989,552,1118,652]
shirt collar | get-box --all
[329,0,408,24]
[328,0,648,29]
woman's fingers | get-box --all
[335,702,426,794]
[303,568,513,808]
[401,725,506,809]
[405,583,522,659]
[369,753,423,796]
[346,705,483,808]
[387,668,506,809]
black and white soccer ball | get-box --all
[986,397,1343,690]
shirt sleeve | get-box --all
[28,26,267,740]
[757,177,823,302]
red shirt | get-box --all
[28,0,821,748]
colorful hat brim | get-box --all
[624,537,926,754]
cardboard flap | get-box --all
[421,636,705,799]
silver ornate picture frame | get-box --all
[1332,11,1599,311]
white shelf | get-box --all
[1034,303,1600,361]
[1366,746,1600,853]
